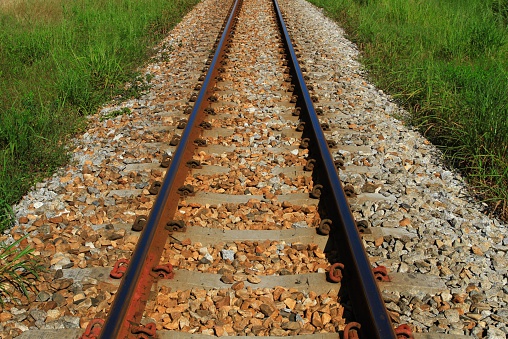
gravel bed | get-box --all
[279,0,508,337]
[194,148,308,167]
[177,200,319,230]
[146,286,345,335]
[161,240,329,275]
[184,171,310,195]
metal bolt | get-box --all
[296,121,305,132]
[161,153,172,168]
[328,262,344,283]
[132,215,147,232]
[344,184,356,198]
[169,135,181,146]
[177,184,195,197]
[165,220,186,232]
[334,159,345,171]
[299,137,310,149]
[373,266,390,282]
[177,119,187,129]
[395,324,414,339]
[318,219,332,235]
[151,263,174,279]
[148,181,162,195]
[131,323,156,337]
[110,259,129,279]
[310,184,323,199]
[303,158,315,171]
[186,160,202,169]
[327,139,337,148]
[194,138,207,147]
[199,121,212,130]
[344,322,361,339]
[205,107,216,115]
[356,220,370,235]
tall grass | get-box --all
[0,0,199,231]
[308,0,508,220]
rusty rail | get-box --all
[98,0,243,337]
[272,0,396,337]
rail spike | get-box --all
[177,184,195,197]
[79,319,104,339]
[303,158,316,171]
[151,263,175,279]
[309,184,323,199]
[344,322,361,339]
[148,181,162,195]
[328,262,344,283]
[356,220,370,235]
[318,218,332,235]
[160,153,172,168]
[395,324,414,339]
[166,220,186,233]
[132,215,147,232]
[110,259,129,279]
[373,265,391,282]
[131,322,156,338]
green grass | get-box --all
[308,0,508,220]
[0,236,43,306]
[0,0,199,231]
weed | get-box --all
[0,236,43,306]
[100,107,132,121]
[121,73,154,100]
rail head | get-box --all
[271,0,396,337]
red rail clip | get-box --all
[110,258,129,279]
[373,265,390,282]
[79,318,104,339]
[395,324,414,339]
[151,263,175,279]
[343,322,361,339]
[328,262,344,283]
[132,322,157,338]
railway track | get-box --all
[4,0,504,338]
[89,0,397,337]
[90,1,402,338]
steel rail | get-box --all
[98,0,242,337]
[272,0,397,337]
